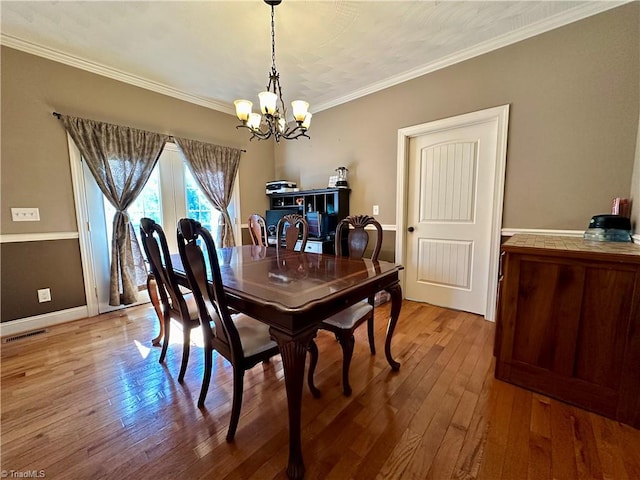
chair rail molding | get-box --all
[0,232,79,243]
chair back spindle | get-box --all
[276,213,309,251]
[335,215,383,261]
[140,218,184,310]
[248,214,267,247]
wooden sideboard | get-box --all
[494,234,640,428]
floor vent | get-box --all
[3,329,48,343]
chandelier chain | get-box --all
[271,4,276,71]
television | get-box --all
[265,209,299,236]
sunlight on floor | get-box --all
[134,339,151,359]
[138,318,205,359]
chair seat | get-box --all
[203,302,275,356]
[322,300,373,329]
[169,293,200,322]
[233,313,278,357]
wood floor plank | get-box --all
[528,394,552,480]
[571,406,604,480]
[2,300,639,480]
[550,399,580,480]
[452,361,495,480]
[589,412,629,480]
[618,424,640,480]
[477,379,515,480]
[501,387,532,480]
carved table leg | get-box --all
[270,326,317,480]
[384,281,403,370]
[147,273,164,347]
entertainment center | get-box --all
[266,187,350,253]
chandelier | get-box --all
[234,0,311,142]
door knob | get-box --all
[408,226,415,232]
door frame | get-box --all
[395,104,509,321]
[68,134,100,317]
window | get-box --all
[127,167,162,235]
[104,142,238,255]
[185,167,217,234]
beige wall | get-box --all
[1,240,85,321]
[1,46,275,320]
[276,4,640,231]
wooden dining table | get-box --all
[159,244,404,479]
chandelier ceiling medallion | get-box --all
[234,0,311,142]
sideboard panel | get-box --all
[495,234,640,427]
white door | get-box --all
[401,106,509,318]
[82,160,121,314]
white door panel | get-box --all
[405,113,504,316]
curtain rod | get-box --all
[52,112,247,152]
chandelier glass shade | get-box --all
[234,0,311,142]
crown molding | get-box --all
[314,1,630,112]
[0,34,235,115]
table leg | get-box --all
[147,274,164,347]
[384,281,402,370]
[269,326,317,480]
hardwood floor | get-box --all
[2,300,639,479]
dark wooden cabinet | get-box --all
[268,187,350,221]
[494,235,640,428]
[268,188,350,254]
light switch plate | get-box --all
[37,288,51,303]
[12,207,40,221]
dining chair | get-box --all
[176,218,282,441]
[247,214,268,247]
[139,218,200,383]
[310,214,383,396]
[276,213,309,251]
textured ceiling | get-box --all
[0,1,626,114]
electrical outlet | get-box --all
[12,207,40,222]
[37,288,51,303]
[373,205,379,215]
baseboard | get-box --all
[501,228,584,237]
[0,305,89,338]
